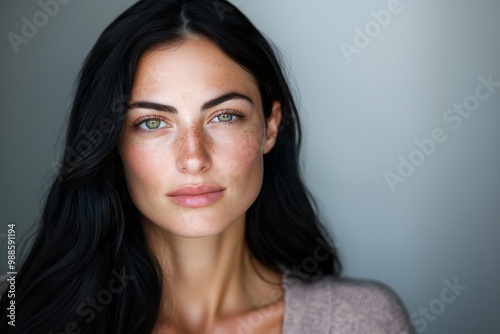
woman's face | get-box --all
[118,37,281,238]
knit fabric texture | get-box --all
[282,274,415,333]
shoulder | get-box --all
[282,275,415,334]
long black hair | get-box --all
[0,0,341,332]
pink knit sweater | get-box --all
[281,274,415,333]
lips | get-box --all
[168,184,224,196]
[167,184,224,208]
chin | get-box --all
[141,212,245,239]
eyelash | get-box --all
[133,115,170,132]
[211,110,245,125]
[132,110,245,132]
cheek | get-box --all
[219,127,265,180]
[119,141,166,195]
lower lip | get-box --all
[168,190,224,208]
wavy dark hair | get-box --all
[0,0,341,332]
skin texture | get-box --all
[118,36,284,333]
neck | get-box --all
[143,217,284,332]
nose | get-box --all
[175,125,212,174]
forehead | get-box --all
[131,37,260,104]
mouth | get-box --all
[167,184,225,208]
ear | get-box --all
[263,101,282,154]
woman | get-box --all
[0,0,414,333]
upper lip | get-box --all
[167,184,224,196]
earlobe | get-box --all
[263,101,282,154]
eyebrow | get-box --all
[127,92,254,113]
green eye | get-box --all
[216,114,234,122]
[141,119,164,129]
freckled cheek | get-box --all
[217,132,264,176]
[119,141,168,192]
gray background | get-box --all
[1,0,499,333]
